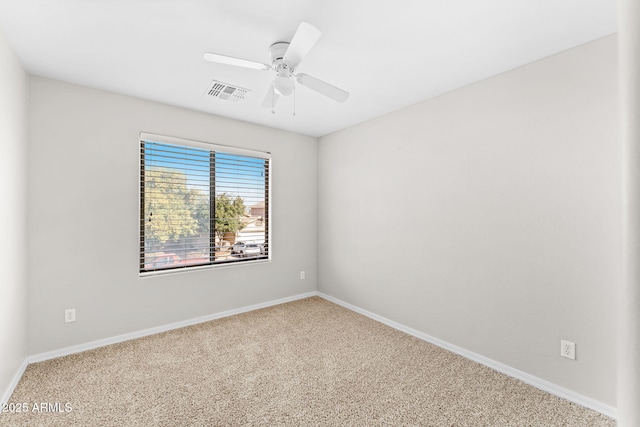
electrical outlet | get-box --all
[560,339,576,360]
[300,271,305,280]
[65,308,76,323]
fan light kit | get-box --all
[204,22,349,113]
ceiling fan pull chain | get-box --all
[293,80,296,116]
[271,87,275,114]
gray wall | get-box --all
[28,77,317,355]
[0,29,28,401]
[318,35,620,406]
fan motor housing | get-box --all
[269,42,290,64]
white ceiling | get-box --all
[0,0,617,137]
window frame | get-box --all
[139,132,271,276]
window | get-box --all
[139,133,270,273]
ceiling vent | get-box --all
[205,80,249,102]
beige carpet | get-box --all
[1,297,613,426]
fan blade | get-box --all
[261,84,280,110]
[284,22,321,68]
[296,73,349,103]
[203,52,270,71]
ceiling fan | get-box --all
[203,22,349,110]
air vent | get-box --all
[205,80,249,102]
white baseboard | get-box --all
[28,292,317,364]
[316,292,617,420]
[1,357,28,405]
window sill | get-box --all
[138,257,271,278]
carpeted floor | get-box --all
[1,297,614,426]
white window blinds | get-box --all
[139,133,270,273]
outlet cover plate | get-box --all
[561,339,576,360]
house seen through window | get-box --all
[139,133,270,273]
